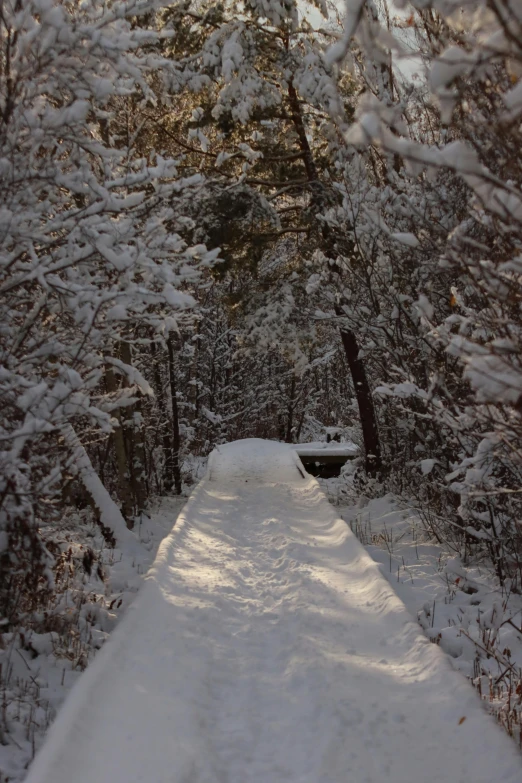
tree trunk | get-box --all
[62,425,138,552]
[336,316,382,475]
[167,335,183,495]
[104,364,135,527]
[119,341,148,519]
[151,342,174,493]
[285,374,296,443]
[295,406,307,443]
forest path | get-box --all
[26,439,522,783]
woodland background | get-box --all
[1,0,522,776]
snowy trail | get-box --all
[26,439,522,783]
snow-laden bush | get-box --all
[323,0,522,588]
[0,0,217,625]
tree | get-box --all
[151,0,385,468]
[0,0,217,622]
[327,0,522,583]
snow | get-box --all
[292,440,359,458]
[0,496,187,782]
[328,488,522,746]
[420,458,437,475]
[62,424,141,554]
[103,357,154,395]
[430,47,477,92]
[26,439,522,783]
[391,231,420,248]
[324,0,365,67]
[504,80,522,118]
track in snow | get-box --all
[26,439,522,783]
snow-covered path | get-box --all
[26,440,522,783]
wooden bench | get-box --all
[293,444,359,478]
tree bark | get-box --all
[336,313,382,475]
[285,374,296,443]
[167,334,183,495]
[151,342,174,493]
[119,341,148,517]
[104,363,135,527]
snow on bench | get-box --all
[292,441,359,459]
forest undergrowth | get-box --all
[323,466,522,749]
[0,496,187,783]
